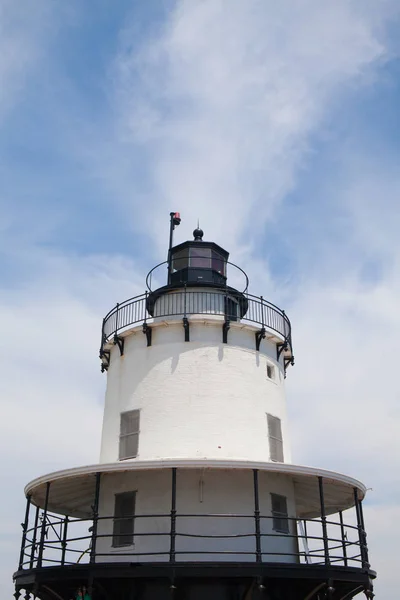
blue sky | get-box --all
[1,1,400,597]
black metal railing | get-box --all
[18,511,366,571]
[145,258,250,293]
[100,290,293,360]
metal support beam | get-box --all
[169,468,177,563]
[325,580,335,599]
[61,516,69,567]
[143,323,152,347]
[284,356,295,373]
[18,494,31,570]
[339,511,348,567]
[90,472,101,564]
[358,498,370,570]
[29,506,40,569]
[354,488,369,570]
[113,335,125,356]
[276,342,288,361]
[255,328,266,352]
[253,470,262,563]
[318,477,330,566]
[37,482,51,568]
[100,349,110,372]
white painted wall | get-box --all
[99,318,291,464]
[95,468,298,564]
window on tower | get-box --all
[119,410,140,460]
[271,493,289,533]
[112,491,136,547]
[267,414,284,462]
[267,364,275,380]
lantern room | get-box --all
[168,227,228,288]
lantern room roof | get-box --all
[169,238,229,258]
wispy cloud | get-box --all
[110,0,392,256]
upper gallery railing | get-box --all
[100,289,293,363]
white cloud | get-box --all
[284,161,400,597]
[0,246,143,597]
[111,0,392,258]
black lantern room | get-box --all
[145,221,249,320]
[168,227,228,288]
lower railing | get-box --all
[18,512,368,571]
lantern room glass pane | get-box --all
[190,247,211,268]
[211,250,226,275]
[171,249,189,272]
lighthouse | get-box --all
[14,213,375,600]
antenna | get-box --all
[168,212,181,285]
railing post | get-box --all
[183,285,190,342]
[253,470,262,563]
[260,296,265,329]
[223,289,230,343]
[37,482,51,568]
[90,472,101,564]
[30,506,40,568]
[339,511,348,567]
[115,303,120,335]
[318,477,330,566]
[358,497,370,569]
[354,488,369,570]
[282,309,287,339]
[169,468,177,563]
[18,494,31,570]
[60,516,69,567]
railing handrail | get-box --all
[100,289,293,361]
[145,258,250,293]
[19,510,366,572]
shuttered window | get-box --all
[267,414,284,462]
[271,493,289,533]
[112,491,136,547]
[119,410,140,460]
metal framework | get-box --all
[146,257,249,294]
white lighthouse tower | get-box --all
[14,214,375,600]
